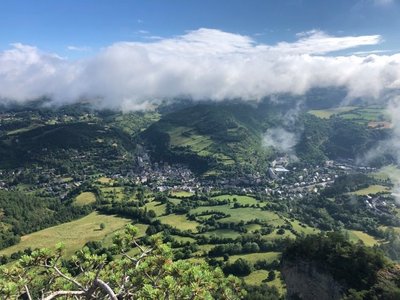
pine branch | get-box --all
[42,290,85,300]
[94,278,118,300]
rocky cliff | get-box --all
[281,260,345,300]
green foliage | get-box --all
[282,232,393,295]
[223,258,253,277]
[141,102,272,173]
[296,113,392,164]
[243,284,282,300]
[0,225,245,299]
[322,173,373,197]
[0,190,90,250]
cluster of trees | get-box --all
[322,173,373,197]
[0,225,245,299]
[296,113,392,165]
[208,238,287,257]
[274,190,399,235]
[97,202,156,224]
[0,190,90,250]
[282,232,400,298]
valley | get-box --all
[1,98,400,298]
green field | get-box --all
[158,214,200,232]
[168,126,214,156]
[308,106,388,126]
[145,201,166,216]
[243,270,286,294]
[193,244,215,257]
[372,165,400,183]
[265,229,296,240]
[212,194,260,205]
[348,230,380,246]
[168,198,182,205]
[339,107,388,125]
[192,206,285,225]
[97,177,113,184]
[171,235,196,243]
[100,186,125,201]
[74,192,96,206]
[308,106,357,119]
[289,219,319,235]
[350,185,390,195]
[229,252,280,264]
[169,190,194,198]
[244,224,262,232]
[0,212,131,256]
[203,229,243,239]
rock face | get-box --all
[281,261,344,300]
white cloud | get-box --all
[276,30,381,54]
[351,49,393,56]
[0,28,399,110]
[67,45,91,52]
[263,128,298,154]
[373,0,394,6]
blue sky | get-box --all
[1,0,399,57]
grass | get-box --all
[212,194,259,205]
[171,235,196,243]
[102,223,148,247]
[339,107,388,125]
[243,270,286,295]
[243,269,269,285]
[193,244,215,257]
[6,123,44,135]
[0,212,131,256]
[61,177,73,183]
[158,214,200,232]
[245,224,262,232]
[308,106,357,119]
[100,187,125,201]
[74,192,96,206]
[202,229,243,239]
[169,190,194,198]
[191,206,285,225]
[350,185,390,195]
[229,252,280,264]
[97,177,113,184]
[265,229,297,240]
[168,126,213,155]
[168,198,182,205]
[288,219,320,235]
[347,230,380,246]
[309,106,389,127]
[145,201,166,216]
[372,165,400,183]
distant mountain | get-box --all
[0,88,394,173]
[0,122,136,171]
[141,98,394,173]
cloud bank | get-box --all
[1,28,400,110]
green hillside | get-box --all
[141,102,394,173]
[0,122,136,171]
[141,102,274,173]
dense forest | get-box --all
[282,232,400,299]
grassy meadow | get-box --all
[74,192,96,206]
[308,106,357,119]
[0,212,131,256]
[350,185,390,196]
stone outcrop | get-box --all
[281,260,344,300]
